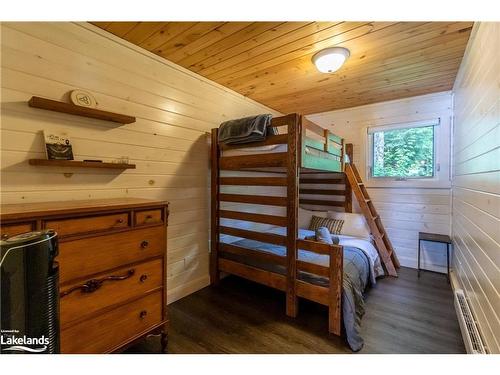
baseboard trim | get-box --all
[449,269,461,293]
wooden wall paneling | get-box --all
[4,23,277,118]
[307,91,453,272]
[0,22,279,305]
[451,22,500,354]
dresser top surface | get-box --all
[0,198,169,221]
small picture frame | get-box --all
[43,131,74,160]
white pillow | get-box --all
[298,207,327,229]
[328,211,371,240]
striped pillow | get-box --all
[308,215,344,235]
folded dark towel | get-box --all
[218,114,274,145]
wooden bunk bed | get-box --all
[210,113,399,339]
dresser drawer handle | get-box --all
[116,218,125,224]
[145,215,154,221]
[139,310,148,319]
[60,269,135,298]
[140,274,148,283]
[140,240,149,249]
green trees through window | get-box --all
[372,125,434,178]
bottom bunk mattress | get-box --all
[221,232,377,351]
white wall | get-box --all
[0,22,279,303]
[308,92,453,272]
[451,22,500,354]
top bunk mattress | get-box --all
[221,142,340,161]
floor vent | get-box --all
[454,289,486,354]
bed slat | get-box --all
[220,210,287,226]
[299,189,346,196]
[296,260,329,277]
[300,178,344,184]
[218,258,287,291]
[299,199,344,207]
[220,193,287,206]
[219,226,287,246]
[296,280,329,305]
[219,134,288,150]
[220,152,287,170]
[296,239,341,255]
[220,176,287,186]
[220,243,286,266]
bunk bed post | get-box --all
[344,143,353,213]
[323,129,331,152]
[286,114,300,318]
[329,245,343,336]
[210,128,220,284]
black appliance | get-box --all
[1,230,60,354]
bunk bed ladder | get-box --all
[344,162,400,277]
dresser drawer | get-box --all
[58,226,165,284]
[44,212,129,237]
[0,222,33,239]
[60,258,163,327]
[135,209,163,226]
[61,290,163,353]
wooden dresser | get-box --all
[0,198,169,353]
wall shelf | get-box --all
[28,96,136,124]
[29,159,136,169]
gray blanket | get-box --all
[222,238,371,351]
[218,114,273,145]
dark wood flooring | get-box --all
[126,267,465,354]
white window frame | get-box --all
[364,117,451,188]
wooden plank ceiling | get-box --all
[92,22,473,114]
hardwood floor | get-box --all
[126,267,465,354]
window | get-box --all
[368,120,438,179]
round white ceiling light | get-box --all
[312,47,350,73]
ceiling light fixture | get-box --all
[312,47,350,73]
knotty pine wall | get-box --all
[0,22,279,303]
[308,92,453,272]
[451,22,499,353]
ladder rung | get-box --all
[372,215,379,220]
[357,182,364,185]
